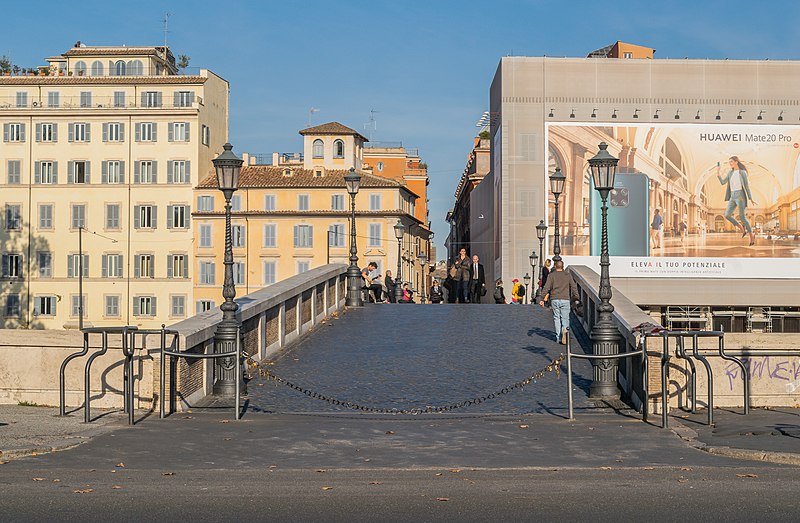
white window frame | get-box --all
[40,123,55,142]
[263,261,276,285]
[294,224,313,248]
[199,261,215,285]
[264,194,276,211]
[331,194,345,211]
[200,224,212,247]
[73,123,88,142]
[8,123,24,142]
[369,194,382,211]
[198,195,214,212]
[34,296,56,317]
[298,194,310,211]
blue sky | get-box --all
[4,1,800,256]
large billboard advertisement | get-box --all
[547,123,800,278]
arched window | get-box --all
[312,139,324,158]
[115,60,126,76]
[127,60,143,75]
[74,61,87,76]
[333,139,345,159]
[91,60,104,76]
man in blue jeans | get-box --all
[538,260,577,344]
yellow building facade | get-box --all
[193,123,433,305]
[0,43,228,329]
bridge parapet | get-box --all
[164,264,348,407]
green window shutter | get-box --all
[152,161,158,183]
[68,123,74,142]
[135,123,141,142]
[117,255,123,277]
[185,161,191,183]
[52,124,58,142]
[35,123,42,142]
[20,123,25,142]
[134,161,140,184]
[167,205,173,229]
[151,297,157,315]
[101,161,108,184]
[167,161,173,183]
[151,206,158,229]
[185,205,191,228]
[133,206,140,228]
[101,255,108,278]
[167,255,173,278]
[152,122,158,142]
[183,256,189,279]
[149,257,154,279]
[34,162,40,184]
[2,123,8,142]
[52,162,58,184]
[67,161,74,184]
[119,123,125,142]
[173,92,180,107]
[119,161,125,183]
[168,123,174,142]
[67,255,74,278]
[134,256,140,278]
[184,122,190,141]
[133,297,140,316]
[85,161,91,183]
[84,123,90,142]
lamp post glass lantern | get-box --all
[393,220,405,303]
[535,219,547,302]
[549,168,566,263]
[345,168,363,307]
[212,143,243,396]
[587,142,621,399]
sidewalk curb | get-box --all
[670,420,800,467]
[0,440,85,461]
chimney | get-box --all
[272,152,280,166]
[241,152,250,165]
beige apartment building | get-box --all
[0,43,228,329]
[193,123,432,307]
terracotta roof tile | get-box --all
[63,48,163,56]
[0,75,206,85]
[197,166,417,196]
[299,122,368,141]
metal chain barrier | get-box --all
[242,354,565,415]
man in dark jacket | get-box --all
[468,254,486,304]
[429,280,443,303]
[454,248,471,303]
[384,270,396,303]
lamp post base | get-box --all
[588,321,621,400]
[346,265,364,307]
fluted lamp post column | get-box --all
[535,219,547,302]
[549,168,566,263]
[212,143,243,396]
[345,168,363,307]
[588,142,621,400]
[418,252,428,304]
[393,220,405,303]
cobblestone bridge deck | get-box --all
[247,303,594,415]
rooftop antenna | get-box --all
[307,107,320,127]
[364,109,378,141]
[162,12,171,49]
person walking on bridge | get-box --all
[538,260,577,344]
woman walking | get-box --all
[717,156,756,246]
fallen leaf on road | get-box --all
[736,474,758,478]
[519,425,529,429]
[52,479,60,483]
[257,383,265,387]
[600,467,612,470]
[436,498,449,502]
[642,467,655,470]
[0,461,9,465]
[449,469,461,473]
[73,489,93,494]
[321,486,334,491]
[32,478,46,481]
[111,486,123,489]
[615,460,624,463]
[162,472,175,476]
[116,463,125,468]
[219,420,231,424]
[385,431,395,435]
[269,465,278,469]
[435,473,443,476]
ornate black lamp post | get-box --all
[587,142,621,400]
[549,168,566,263]
[212,143,243,396]
[418,252,428,303]
[528,251,537,303]
[535,219,547,302]
[393,220,405,303]
[345,168,363,307]
[522,273,531,304]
